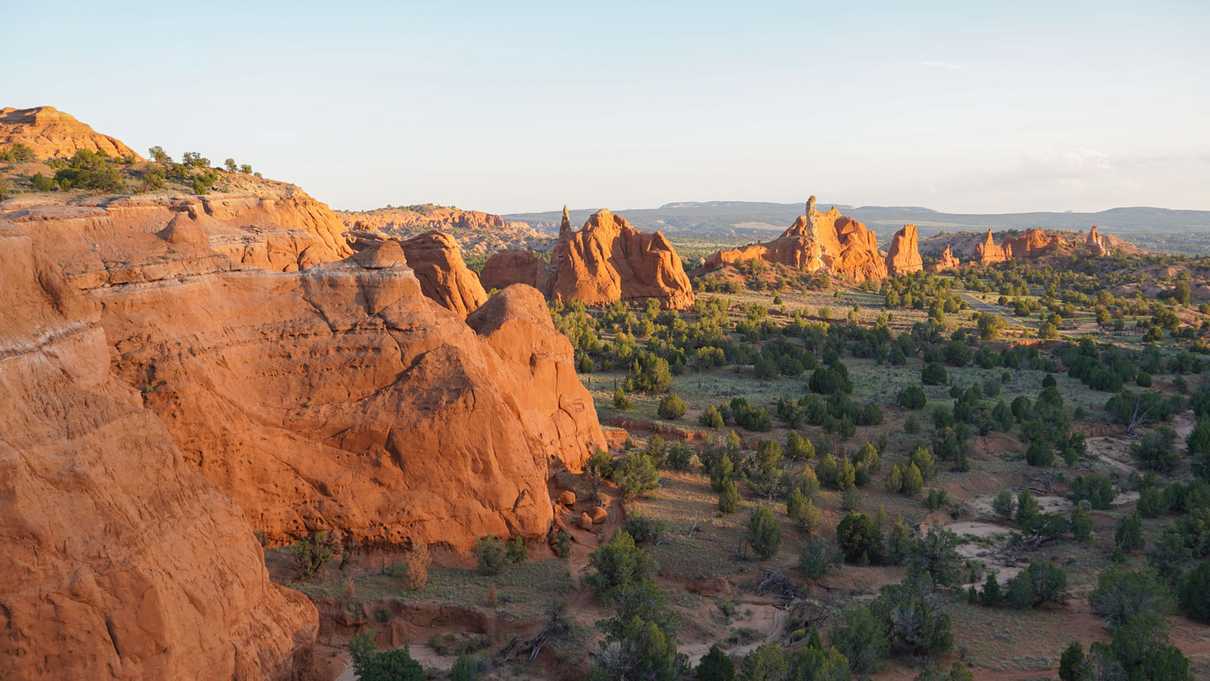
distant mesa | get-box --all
[0,105,141,160]
[482,207,695,310]
[702,196,890,283]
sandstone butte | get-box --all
[928,244,961,272]
[702,196,889,283]
[885,223,924,276]
[0,106,141,160]
[0,110,606,680]
[481,206,696,310]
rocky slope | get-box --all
[0,231,317,681]
[547,207,695,309]
[339,204,553,258]
[0,105,140,159]
[702,196,889,283]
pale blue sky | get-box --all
[3,1,1208,213]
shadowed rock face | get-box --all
[480,248,547,291]
[0,232,317,681]
[546,208,695,309]
[703,198,889,283]
[885,224,923,276]
[0,105,141,160]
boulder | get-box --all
[590,506,609,524]
[578,512,594,530]
[885,224,923,276]
[558,490,577,507]
[548,208,694,309]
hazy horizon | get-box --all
[5,1,1208,215]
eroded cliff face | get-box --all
[0,231,317,681]
[547,208,695,309]
[703,198,889,283]
[974,229,1013,264]
[339,203,552,257]
[0,176,606,678]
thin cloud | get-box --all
[919,60,964,71]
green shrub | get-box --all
[695,644,735,681]
[836,512,882,565]
[348,632,424,681]
[657,394,687,420]
[1178,560,1210,623]
[799,537,839,579]
[922,362,948,386]
[1091,567,1173,629]
[474,537,508,575]
[585,531,658,603]
[624,515,666,545]
[718,479,740,514]
[614,452,661,500]
[831,605,888,675]
[506,536,527,564]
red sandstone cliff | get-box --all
[0,105,141,159]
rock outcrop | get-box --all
[885,224,923,276]
[397,231,488,316]
[1004,227,1063,259]
[547,208,695,309]
[481,248,547,291]
[703,197,888,283]
[3,189,605,552]
[0,105,141,160]
[1086,224,1112,256]
[974,229,1013,264]
[0,231,316,681]
[340,203,552,257]
[928,244,961,272]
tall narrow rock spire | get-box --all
[560,205,572,236]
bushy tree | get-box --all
[614,452,661,500]
[696,644,735,681]
[1178,560,1210,623]
[585,531,658,603]
[747,507,781,560]
[474,537,508,575]
[831,605,888,675]
[658,394,687,420]
[1090,567,1173,629]
[836,512,882,565]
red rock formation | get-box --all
[0,105,141,159]
[704,197,888,283]
[0,231,316,681]
[339,203,551,257]
[1086,224,1111,256]
[928,244,961,272]
[548,208,695,309]
[974,229,1012,264]
[885,224,923,276]
[1004,227,1064,259]
[481,248,547,290]
[398,231,488,317]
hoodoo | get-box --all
[929,244,961,272]
[886,223,924,276]
[974,228,1012,264]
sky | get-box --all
[3,1,1209,214]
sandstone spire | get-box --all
[929,244,961,272]
[559,205,572,237]
[885,224,923,276]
